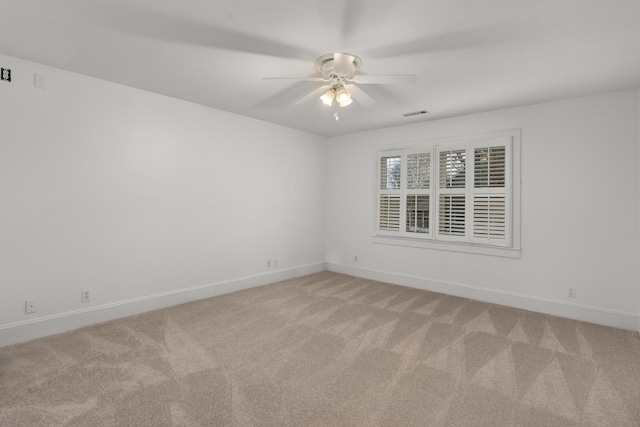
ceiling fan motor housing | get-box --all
[315,53,362,79]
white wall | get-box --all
[0,54,326,346]
[1,53,638,347]
[325,90,640,330]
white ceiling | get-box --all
[1,0,640,137]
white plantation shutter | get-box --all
[473,196,506,239]
[435,139,511,245]
[471,142,509,245]
[439,149,466,188]
[379,195,401,231]
[474,146,506,188]
[436,146,467,241]
[407,153,430,189]
[405,151,432,237]
[376,132,515,249]
[377,153,403,235]
[439,195,465,236]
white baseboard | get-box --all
[0,262,326,348]
[327,263,640,332]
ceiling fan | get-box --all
[264,52,417,108]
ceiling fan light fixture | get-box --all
[320,88,335,106]
[335,86,352,107]
[338,97,353,107]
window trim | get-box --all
[372,129,521,258]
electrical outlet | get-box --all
[567,287,576,298]
[266,259,271,268]
[81,289,91,303]
[273,259,278,268]
[1,68,11,82]
[25,300,36,314]
[354,255,358,262]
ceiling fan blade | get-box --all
[263,77,328,82]
[332,52,353,76]
[294,85,331,106]
[366,28,510,59]
[77,3,314,60]
[346,84,376,107]
[353,74,418,85]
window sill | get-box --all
[372,235,521,259]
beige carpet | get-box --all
[1,271,639,426]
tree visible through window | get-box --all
[380,156,401,189]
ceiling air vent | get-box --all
[402,110,429,117]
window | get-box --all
[406,153,431,235]
[375,130,519,255]
[378,155,402,232]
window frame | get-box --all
[372,129,521,258]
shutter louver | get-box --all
[439,195,465,236]
[407,153,430,189]
[439,150,466,188]
[475,146,506,188]
[379,195,401,231]
[474,196,506,239]
[406,195,429,233]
